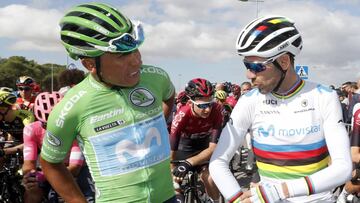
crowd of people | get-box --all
[0,2,359,203]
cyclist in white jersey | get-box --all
[209,15,352,203]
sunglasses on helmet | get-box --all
[243,53,285,73]
[93,21,144,53]
[191,100,214,109]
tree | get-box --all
[0,56,66,91]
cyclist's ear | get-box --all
[81,58,96,73]
[277,54,291,71]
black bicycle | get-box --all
[172,160,224,203]
[0,148,24,203]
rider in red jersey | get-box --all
[170,78,223,201]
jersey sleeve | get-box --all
[159,68,175,101]
[40,92,83,163]
[351,108,360,147]
[285,88,352,197]
[23,123,38,161]
[170,107,188,150]
[209,93,255,200]
[18,110,35,125]
[209,104,224,143]
[68,140,85,166]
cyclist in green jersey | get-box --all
[40,3,176,203]
[0,90,34,158]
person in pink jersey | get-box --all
[22,92,94,203]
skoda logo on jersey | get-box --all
[301,99,308,107]
[46,131,62,147]
[258,125,275,137]
[129,88,155,107]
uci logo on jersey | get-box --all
[129,88,155,107]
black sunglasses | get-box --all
[18,86,31,91]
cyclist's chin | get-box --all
[199,113,210,119]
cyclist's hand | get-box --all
[22,170,39,190]
[239,182,285,203]
[172,160,192,180]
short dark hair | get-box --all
[58,69,85,87]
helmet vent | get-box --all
[259,29,298,52]
[80,4,127,31]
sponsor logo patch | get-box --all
[46,131,62,147]
[129,88,155,107]
[94,120,125,132]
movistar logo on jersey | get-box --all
[129,88,155,107]
[258,124,321,137]
[279,125,320,136]
[258,125,275,137]
[89,114,170,176]
[90,108,124,124]
[56,90,87,128]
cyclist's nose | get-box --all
[130,50,142,66]
[246,69,256,79]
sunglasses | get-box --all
[191,100,214,109]
[243,53,285,73]
[93,21,144,53]
[18,86,31,91]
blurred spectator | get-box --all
[241,81,252,95]
[215,83,225,91]
[57,69,85,97]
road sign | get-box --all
[295,65,308,79]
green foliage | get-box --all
[0,56,67,91]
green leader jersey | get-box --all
[41,65,176,203]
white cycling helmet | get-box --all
[236,15,302,58]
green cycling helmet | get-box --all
[60,3,144,60]
[0,90,17,107]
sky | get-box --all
[0,0,360,91]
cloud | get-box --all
[0,0,359,86]
[0,4,62,51]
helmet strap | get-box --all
[190,103,202,118]
[272,60,287,93]
[95,56,104,83]
[94,56,123,89]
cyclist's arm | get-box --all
[282,90,352,198]
[209,97,252,200]
[23,160,37,175]
[22,123,38,174]
[40,92,84,202]
[162,91,175,121]
[3,143,23,155]
[188,123,223,166]
[351,109,360,163]
[20,109,35,125]
[40,157,86,203]
[67,141,85,177]
[159,66,175,121]
[187,142,217,166]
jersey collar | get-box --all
[272,77,305,99]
